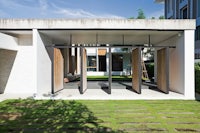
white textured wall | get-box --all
[157,30,195,99]
[184,30,195,99]
[0,32,18,50]
[0,32,36,94]
[34,30,53,96]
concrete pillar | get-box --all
[184,30,195,99]
[76,48,80,74]
[33,29,52,96]
[32,29,38,95]
[106,48,109,75]
[154,49,157,82]
[108,47,112,94]
[96,48,99,72]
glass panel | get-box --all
[87,56,96,71]
[112,54,123,71]
[198,1,200,17]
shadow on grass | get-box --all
[0,99,124,132]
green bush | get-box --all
[195,63,200,93]
[145,63,154,80]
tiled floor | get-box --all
[1,81,198,101]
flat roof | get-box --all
[0,19,196,30]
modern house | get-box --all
[156,0,200,58]
[0,19,196,99]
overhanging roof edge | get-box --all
[0,19,196,30]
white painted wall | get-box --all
[0,32,36,94]
[0,32,18,50]
[34,30,53,96]
[184,30,195,99]
[157,30,195,99]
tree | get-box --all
[137,9,146,19]
[151,17,155,19]
[129,17,134,19]
[159,15,165,19]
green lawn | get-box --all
[0,100,200,132]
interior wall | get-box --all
[19,35,32,46]
[36,31,53,95]
[0,32,36,94]
[0,49,17,93]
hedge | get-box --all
[195,63,200,93]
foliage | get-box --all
[143,48,154,61]
[145,63,154,80]
[137,9,146,19]
[151,17,155,19]
[0,100,200,132]
[129,17,134,19]
[195,63,200,93]
[159,15,165,19]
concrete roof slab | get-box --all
[0,19,196,30]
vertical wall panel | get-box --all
[81,48,87,94]
[157,48,169,94]
[132,48,141,94]
[54,48,64,93]
[0,49,17,93]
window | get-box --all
[196,26,200,41]
[179,0,184,3]
[87,56,96,71]
[181,6,188,19]
[99,56,106,72]
[167,0,173,13]
[198,0,200,17]
[112,54,123,71]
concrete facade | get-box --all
[0,19,196,99]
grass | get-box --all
[0,99,200,132]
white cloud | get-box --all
[0,0,124,19]
[38,0,48,15]
[51,3,124,19]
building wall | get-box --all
[156,30,195,99]
[34,30,53,96]
[0,32,36,94]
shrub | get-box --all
[145,63,154,80]
[195,63,200,93]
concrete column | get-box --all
[76,48,80,74]
[32,29,38,95]
[33,29,53,96]
[154,49,157,82]
[96,48,99,72]
[108,47,112,94]
[106,48,109,75]
[184,30,195,99]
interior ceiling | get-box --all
[39,30,181,46]
[0,30,181,45]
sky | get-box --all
[0,0,164,19]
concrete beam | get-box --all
[0,19,196,30]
